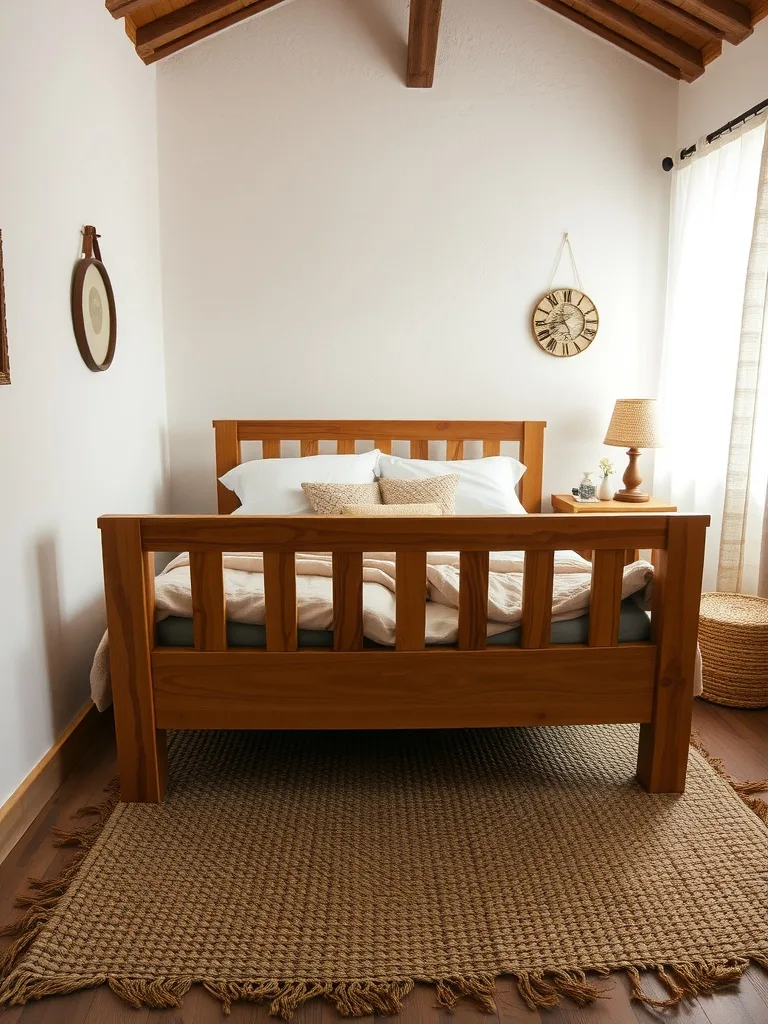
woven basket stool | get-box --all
[699,593,768,708]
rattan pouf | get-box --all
[699,592,768,708]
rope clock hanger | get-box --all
[531,234,599,358]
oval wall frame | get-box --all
[71,225,117,372]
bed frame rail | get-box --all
[98,513,708,803]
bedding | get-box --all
[378,474,459,513]
[220,450,380,514]
[376,454,527,514]
[90,549,655,711]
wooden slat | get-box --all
[677,0,752,42]
[262,439,281,459]
[332,552,364,651]
[189,551,227,651]
[140,1,285,62]
[396,551,427,650]
[135,0,285,57]
[106,0,156,17]
[375,439,393,455]
[458,551,489,650]
[625,0,725,41]
[534,0,683,78]
[637,518,708,793]
[573,0,706,78]
[446,439,464,460]
[213,420,240,514]
[483,440,501,457]
[588,549,625,647]
[100,519,167,802]
[520,550,555,649]
[151,646,657,730]
[108,512,675,555]
[263,552,297,652]
[410,440,429,459]
[407,0,444,87]
[300,440,319,457]
[337,440,356,454]
[519,421,545,513]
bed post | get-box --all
[519,422,545,513]
[213,420,241,514]
[100,517,168,803]
[636,517,708,793]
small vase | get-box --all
[598,474,613,501]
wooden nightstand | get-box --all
[551,493,677,564]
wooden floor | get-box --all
[1,700,767,1024]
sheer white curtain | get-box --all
[656,116,768,593]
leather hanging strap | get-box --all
[82,225,103,262]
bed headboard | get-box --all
[212,420,546,515]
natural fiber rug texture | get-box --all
[1,725,767,1017]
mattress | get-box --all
[156,599,651,647]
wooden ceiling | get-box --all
[107,0,767,83]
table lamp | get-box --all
[603,399,662,503]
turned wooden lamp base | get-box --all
[614,447,650,503]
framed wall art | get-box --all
[0,230,10,386]
[71,225,117,372]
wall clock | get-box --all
[71,225,117,372]
[532,288,599,357]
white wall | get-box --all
[157,0,677,512]
[678,21,768,146]
[0,2,168,802]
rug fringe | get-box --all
[627,958,751,1009]
[689,734,768,823]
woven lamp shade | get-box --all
[604,399,663,449]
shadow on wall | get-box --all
[33,535,103,738]
[340,0,406,80]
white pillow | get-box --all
[375,454,527,514]
[221,450,380,515]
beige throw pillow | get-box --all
[377,474,459,515]
[342,503,443,517]
[301,481,381,514]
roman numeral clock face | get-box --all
[532,289,599,357]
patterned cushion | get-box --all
[301,481,382,514]
[342,503,443,517]
[377,474,459,515]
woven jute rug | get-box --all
[1,725,767,1017]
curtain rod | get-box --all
[662,97,768,172]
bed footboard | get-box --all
[99,514,708,802]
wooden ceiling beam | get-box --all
[105,0,156,17]
[407,0,444,88]
[573,0,705,77]
[139,0,287,62]
[535,0,683,76]
[626,0,725,41]
[674,0,752,42]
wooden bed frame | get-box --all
[98,419,708,804]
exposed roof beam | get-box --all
[135,0,292,58]
[574,0,705,78]
[407,0,443,88]
[630,0,725,42]
[139,0,287,62]
[674,0,752,43]
[535,0,683,76]
[105,0,156,17]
